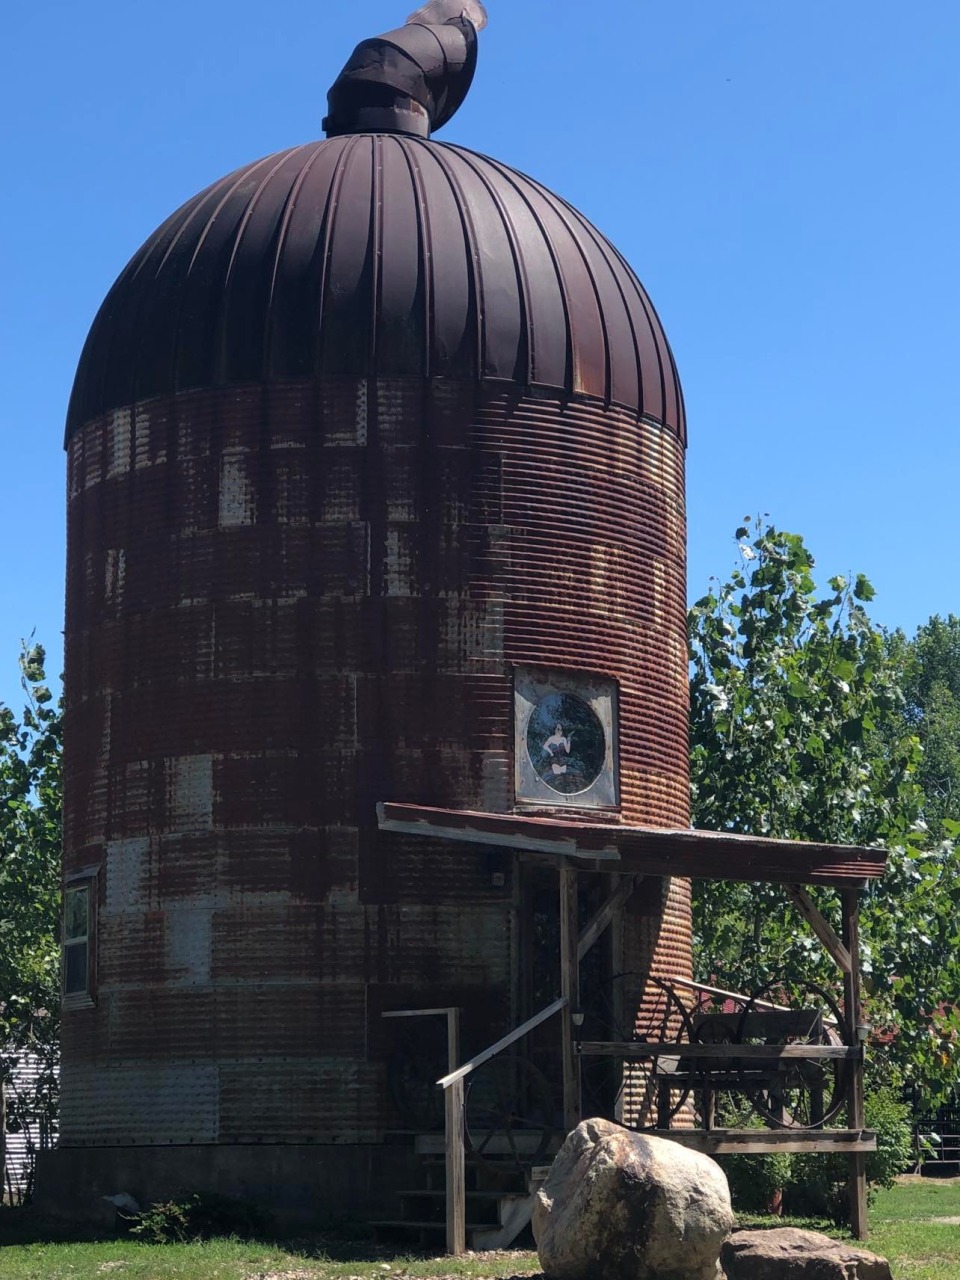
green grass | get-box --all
[872,1175,960,1221]
[733,1177,960,1280]
[867,1178,960,1280]
[0,1238,542,1280]
[869,1220,960,1280]
[0,1229,542,1280]
[1,1179,959,1280]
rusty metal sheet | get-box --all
[218,1059,384,1142]
[377,802,888,887]
[59,1062,219,1145]
[65,137,685,443]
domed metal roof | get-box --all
[66,134,685,442]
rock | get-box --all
[721,1228,893,1279]
[101,1193,141,1214]
[533,1116,735,1280]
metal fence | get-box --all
[914,1103,960,1175]
[3,1051,57,1206]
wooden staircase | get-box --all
[373,1136,558,1251]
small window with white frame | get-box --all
[514,667,619,810]
[62,875,97,1008]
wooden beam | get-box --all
[416,1128,877,1157]
[382,1004,463,1254]
[786,885,852,974]
[646,1128,877,1155]
[382,1007,458,1019]
[578,1041,861,1060]
[842,887,868,1240]
[517,850,615,873]
[445,1006,460,1076]
[559,861,582,1132]
[577,875,641,963]
[377,802,620,861]
[376,802,888,886]
[444,1076,466,1256]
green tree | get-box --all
[689,522,960,1104]
[0,644,62,1186]
[900,615,960,844]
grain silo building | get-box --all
[46,2,695,1222]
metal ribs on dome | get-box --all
[66,135,685,443]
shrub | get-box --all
[864,1087,916,1188]
[712,1100,793,1214]
[715,1087,914,1220]
[718,1149,794,1214]
[127,1192,274,1243]
[784,1087,914,1220]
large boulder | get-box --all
[721,1228,893,1279]
[533,1117,734,1280]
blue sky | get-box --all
[1,0,958,714]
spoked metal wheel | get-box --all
[688,989,753,1130]
[387,1017,447,1131]
[630,976,696,1129]
[579,970,641,1118]
[465,1054,556,1170]
[736,978,850,1129]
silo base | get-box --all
[34,1142,422,1228]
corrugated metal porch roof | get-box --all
[376,803,887,888]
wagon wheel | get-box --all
[736,978,850,1130]
[465,1054,556,1170]
[387,1017,447,1131]
[688,991,755,1130]
[631,977,697,1130]
[579,970,639,1116]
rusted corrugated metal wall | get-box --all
[60,130,691,1174]
[62,371,689,1147]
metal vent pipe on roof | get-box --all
[324,1,488,138]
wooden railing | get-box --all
[381,1005,461,1081]
[435,996,568,1255]
[665,974,840,1028]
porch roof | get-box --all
[376,802,887,888]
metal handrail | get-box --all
[435,996,568,1256]
[437,997,568,1088]
[382,1005,460,1079]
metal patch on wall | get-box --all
[514,669,619,809]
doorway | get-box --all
[516,860,621,1121]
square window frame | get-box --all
[514,667,620,811]
[62,865,99,1011]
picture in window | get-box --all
[514,668,618,809]
[525,692,606,796]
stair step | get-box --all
[414,1159,529,1195]
[398,1189,532,1228]
[415,1131,562,1157]
[381,1130,552,1251]
[400,1189,530,1200]
[373,1219,446,1233]
[374,1218,511,1233]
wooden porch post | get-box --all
[841,887,868,1239]
[445,1006,461,1076]
[444,1077,466,1256]
[559,859,582,1133]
